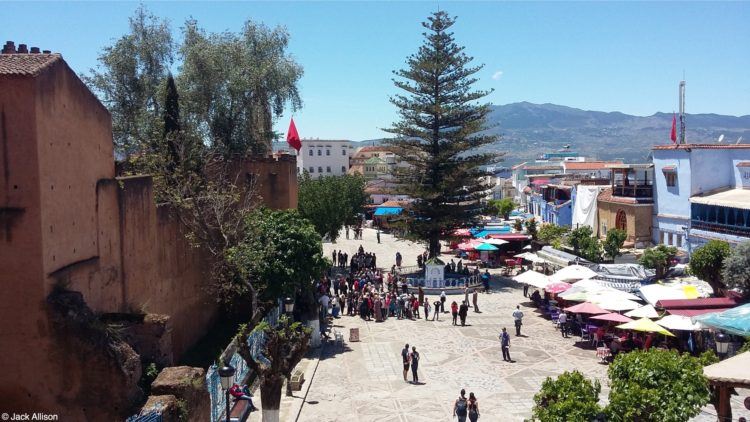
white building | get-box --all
[297,139,354,178]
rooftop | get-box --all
[653,143,750,150]
[690,187,750,211]
[564,161,622,170]
[606,163,654,169]
[0,45,61,76]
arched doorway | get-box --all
[615,210,627,231]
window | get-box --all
[615,210,627,231]
[309,167,314,173]
[341,166,347,173]
[666,172,677,187]
[342,149,347,156]
[326,149,331,156]
[308,149,313,156]
[667,232,673,246]
[318,167,323,173]
[317,149,322,156]
[326,166,331,173]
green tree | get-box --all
[227,208,328,305]
[603,228,627,261]
[532,370,602,422]
[722,241,750,298]
[606,349,710,422]
[525,218,538,240]
[298,174,367,242]
[513,218,523,233]
[385,11,499,258]
[689,240,731,296]
[537,224,570,246]
[487,198,516,220]
[84,4,174,155]
[236,316,311,421]
[568,225,594,254]
[639,245,678,279]
[179,18,303,157]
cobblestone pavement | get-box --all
[294,228,750,422]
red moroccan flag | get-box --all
[286,118,301,151]
[670,113,677,143]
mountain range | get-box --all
[358,102,750,165]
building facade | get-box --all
[597,164,654,248]
[652,144,750,254]
[297,139,353,178]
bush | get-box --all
[532,370,602,422]
[606,349,710,422]
[723,241,750,298]
[639,245,678,279]
[567,226,602,263]
[525,218,538,240]
[603,228,627,260]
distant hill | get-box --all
[355,102,750,165]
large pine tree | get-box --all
[386,11,499,258]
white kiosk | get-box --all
[425,258,445,288]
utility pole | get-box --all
[679,80,686,144]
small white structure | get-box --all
[425,258,445,288]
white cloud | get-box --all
[492,70,503,80]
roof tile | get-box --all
[0,53,61,76]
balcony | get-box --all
[612,184,653,199]
[691,220,750,237]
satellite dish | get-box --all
[737,136,744,145]
[717,134,725,143]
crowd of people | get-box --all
[332,245,377,271]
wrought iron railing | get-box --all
[691,220,750,237]
[612,185,653,199]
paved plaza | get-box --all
[252,228,749,421]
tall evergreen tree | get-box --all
[162,73,182,167]
[386,11,499,257]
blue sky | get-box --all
[3,1,749,141]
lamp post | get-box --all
[218,361,236,422]
[284,296,295,316]
[715,332,730,358]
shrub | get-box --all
[532,370,602,422]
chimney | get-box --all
[2,41,16,54]
[42,50,51,54]
[30,47,40,54]
[17,44,28,53]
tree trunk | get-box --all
[260,374,284,422]
[429,235,441,259]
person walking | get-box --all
[558,312,568,338]
[481,269,491,293]
[468,392,480,422]
[440,291,447,313]
[409,346,420,383]
[472,288,479,312]
[453,389,469,422]
[459,301,469,326]
[396,251,402,267]
[376,229,381,244]
[401,343,411,382]
[500,328,512,362]
[512,305,524,336]
[451,301,459,325]
[423,298,431,321]
[523,283,529,298]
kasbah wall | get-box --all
[0,48,297,420]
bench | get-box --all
[229,399,252,422]
[290,369,305,391]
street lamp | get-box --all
[218,361,236,422]
[715,332,731,357]
[284,297,295,315]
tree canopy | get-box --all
[297,174,367,242]
[690,240,731,296]
[639,245,678,279]
[723,241,750,298]
[532,370,602,422]
[603,228,627,261]
[385,11,498,257]
[487,198,516,220]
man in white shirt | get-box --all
[512,305,524,336]
[558,312,568,338]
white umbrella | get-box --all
[513,270,550,289]
[625,304,659,319]
[522,244,532,250]
[484,238,509,246]
[559,278,642,302]
[549,265,599,283]
[589,294,641,311]
[514,252,543,263]
[657,314,704,331]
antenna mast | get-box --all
[679,80,686,144]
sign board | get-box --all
[349,327,360,342]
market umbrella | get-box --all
[625,304,659,319]
[589,293,641,312]
[693,303,750,336]
[549,265,599,283]
[564,302,608,315]
[616,318,675,337]
[457,239,482,251]
[484,238,509,246]
[545,281,573,294]
[513,270,550,289]
[591,312,633,324]
[452,228,472,237]
[657,314,704,331]
[514,252,543,263]
[475,243,499,251]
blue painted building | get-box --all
[652,144,750,254]
[528,183,573,227]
